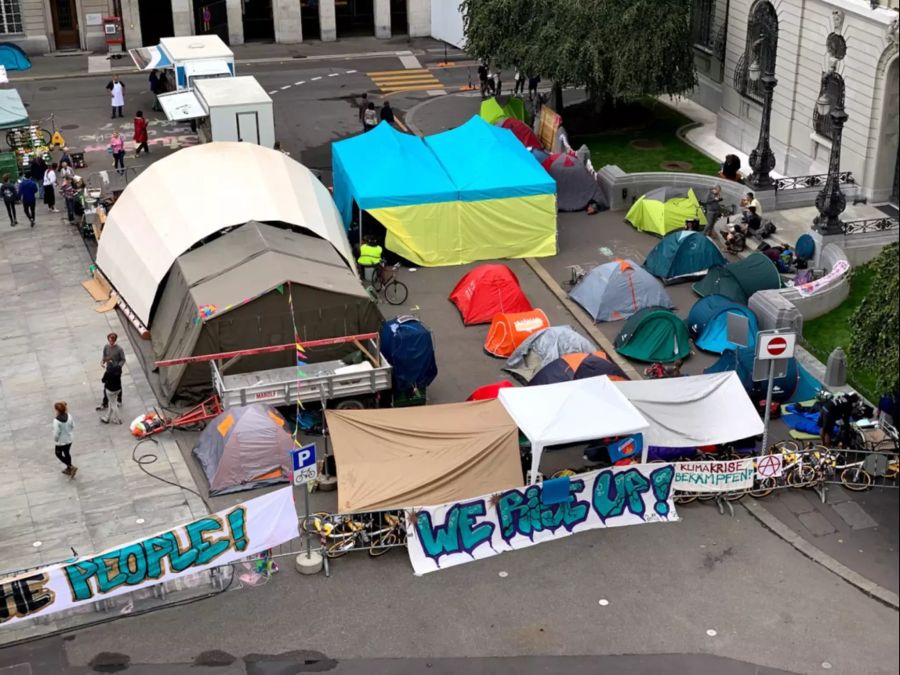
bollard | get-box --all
[824,347,848,388]
[295,551,324,575]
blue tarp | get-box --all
[424,116,554,202]
[379,316,437,392]
[332,121,457,225]
[687,295,758,354]
[704,347,798,402]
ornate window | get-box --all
[692,0,716,50]
[0,0,23,34]
[734,1,779,102]
[813,71,845,140]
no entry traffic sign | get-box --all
[756,331,797,361]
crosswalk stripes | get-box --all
[367,68,444,94]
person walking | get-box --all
[97,332,126,411]
[149,69,163,112]
[60,176,76,224]
[106,75,126,119]
[528,74,541,99]
[109,131,126,176]
[362,102,378,132]
[59,147,73,168]
[99,362,123,425]
[703,185,724,242]
[514,69,525,95]
[43,163,59,213]
[133,111,149,157]
[30,155,47,200]
[357,93,369,131]
[17,172,39,227]
[379,101,395,126]
[53,401,77,478]
[478,62,489,98]
[1,174,17,226]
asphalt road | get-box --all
[3,52,898,675]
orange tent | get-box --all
[484,309,550,358]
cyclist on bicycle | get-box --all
[357,235,383,285]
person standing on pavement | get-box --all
[149,69,163,112]
[514,69,525,95]
[358,93,369,131]
[53,401,77,478]
[133,111,149,157]
[60,176,76,223]
[58,161,74,182]
[1,174,18,226]
[17,172,39,227]
[380,101,395,126]
[30,155,47,199]
[99,362,123,425]
[528,74,541,99]
[106,75,126,119]
[59,147,72,168]
[98,332,126,411]
[363,102,378,132]
[202,4,212,32]
[478,63,489,98]
[43,163,59,213]
[109,131,126,176]
[703,185,724,242]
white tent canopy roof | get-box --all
[96,142,354,324]
[613,372,764,449]
[498,377,649,481]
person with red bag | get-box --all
[133,110,150,158]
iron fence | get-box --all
[842,216,899,235]
[774,171,855,192]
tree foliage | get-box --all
[461,0,697,104]
[849,243,899,393]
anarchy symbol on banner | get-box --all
[756,454,783,479]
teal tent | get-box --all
[692,252,781,305]
[687,295,758,354]
[644,230,726,283]
[614,307,690,363]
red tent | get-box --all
[467,380,515,401]
[449,264,533,325]
[498,118,542,150]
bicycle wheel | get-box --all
[371,272,384,293]
[787,464,816,487]
[368,531,399,557]
[300,512,333,535]
[326,536,357,559]
[724,490,745,502]
[749,477,776,499]
[840,466,873,491]
[674,493,698,505]
[384,280,408,306]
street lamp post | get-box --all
[747,29,778,190]
[813,71,849,235]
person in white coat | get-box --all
[106,75,126,119]
[53,401,77,478]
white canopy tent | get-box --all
[498,377,649,483]
[613,372,764,449]
[95,142,354,325]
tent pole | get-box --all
[529,442,542,484]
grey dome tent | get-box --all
[503,325,597,383]
[570,259,674,322]
[541,152,608,212]
[192,404,293,496]
[151,222,383,402]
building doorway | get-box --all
[242,0,275,42]
[301,0,321,40]
[336,0,374,38]
[49,0,79,50]
[138,0,175,46]
[390,0,407,36]
[194,0,231,44]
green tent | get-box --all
[692,252,782,305]
[0,89,29,130]
[625,186,706,237]
[479,96,527,125]
[614,307,690,363]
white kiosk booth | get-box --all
[129,35,235,92]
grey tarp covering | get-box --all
[152,222,383,401]
[570,260,674,322]
[544,152,608,212]
[643,186,691,202]
[192,404,293,496]
[503,325,596,383]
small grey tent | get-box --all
[504,325,597,383]
[152,222,383,401]
[192,404,293,496]
[570,259,674,322]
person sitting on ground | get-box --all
[743,205,762,233]
[357,236,383,284]
[665,359,683,378]
[740,191,762,216]
[720,154,742,181]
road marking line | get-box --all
[268,90,278,95]
[294,80,305,85]
[427,90,446,97]
[379,85,446,93]
[367,68,429,76]
[328,73,339,77]
[280,85,291,90]
[346,69,357,74]
[372,78,441,87]
[398,53,422,69]
[311,76,322,81]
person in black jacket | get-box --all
[100,363,123,424]
[380,101,395,126]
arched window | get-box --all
[813,71,845,140]
[691,0,716,50]
[734,1,779,102]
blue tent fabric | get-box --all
[687,295,758,354]
[0,43,32,71]
[379,316,437,392]
[704,347,798,402]
[644,231,726,282]
[424,116,555,202]
[332,122,458,225]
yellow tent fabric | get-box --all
[625,187,707,236]
[478,97,527,124]
[369,194,557,266]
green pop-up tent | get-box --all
[625,187,706,237]
[614,307,691,363]
[479,96,527,125]
[692,252,782,305]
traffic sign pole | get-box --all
[760,359,776,453]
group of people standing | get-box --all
[358,93,395,132]
[477,63,540,99]
[2,151,83,228]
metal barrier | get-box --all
[843,216,899,235]
[774,172,855,193]
[84,164,148,201]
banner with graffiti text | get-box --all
[406,464,678,576]
[673,458,755,493]
[0,487,298,627]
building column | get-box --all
[407,0,431,37]
[319,0,337,42]
[171,0,193,37]
[374,0,391,38]
[226,0,245,45]
[273,0,303,43]
[121,1,143,49]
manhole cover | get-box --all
[630,138,664,150]
[39,86,57,92]
[61,124,79,130]
[660,160,693,171]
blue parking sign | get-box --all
[291,443,318,485]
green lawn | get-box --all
[802,264,879,401]
[567,98,721,175]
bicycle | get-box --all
[369,261,408,306]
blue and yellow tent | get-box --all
[332,117,557,266]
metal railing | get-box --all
[774,171,855,193]
[843,216,899,235]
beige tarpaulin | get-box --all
[326,399,523,512]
